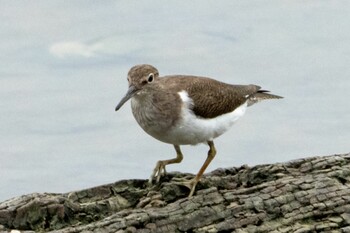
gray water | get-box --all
[1,1,349,202]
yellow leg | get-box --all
[173,141,217,197]
[149,145,183,184]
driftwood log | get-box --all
[1,153,350,233]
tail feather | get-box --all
[247,90,283,106]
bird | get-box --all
[115,64,282,197]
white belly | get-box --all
[159,91,248,145]
[162,102,247,145]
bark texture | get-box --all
[1,153,350,233]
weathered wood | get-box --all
[1,153,350,233]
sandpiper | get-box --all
[115,64,282,197]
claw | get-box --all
[148,145,184,185]
[148,160,167,184]
[172,177,198,197]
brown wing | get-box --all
[161,76,261,119]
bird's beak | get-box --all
[115,85,138,111]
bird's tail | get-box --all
[247,90,283,106]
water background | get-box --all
[1,1,349,201]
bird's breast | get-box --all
[130,93,182,142]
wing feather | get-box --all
[161,76,260,119]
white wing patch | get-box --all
[178,90,193,105]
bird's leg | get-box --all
[174,141,216,197]
[148,145,183,184]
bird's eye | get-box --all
[148,73,154,82]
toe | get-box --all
[150,161,166,184]
[172,178,198,197]
[148,177,153,186]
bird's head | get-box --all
[115,64,159,111]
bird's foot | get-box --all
[172,177,198,197]
[148,160,167,185]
